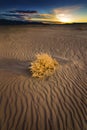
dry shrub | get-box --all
[30,53,59,78]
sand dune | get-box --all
[0,25,87,130]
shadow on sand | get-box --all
[0,57,72,77]
[0,58,32,76]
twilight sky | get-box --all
[0,0,87,23]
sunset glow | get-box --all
[0,0,87,24]
[56,14,73,23]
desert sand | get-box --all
[0,24,87,130]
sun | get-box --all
[56,14,72,23]
[59,17,71,23]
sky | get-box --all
[0,0,87,23]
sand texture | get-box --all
[0,25,87,130]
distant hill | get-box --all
[0,19,46,25]
[0,19,87,26]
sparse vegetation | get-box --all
[30,53,59,78]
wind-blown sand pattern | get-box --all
[0,25,87,130]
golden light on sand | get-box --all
[56,14,73,23]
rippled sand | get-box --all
[0,25,87,130]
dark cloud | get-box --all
[1,13,21,17]
[9,10,38,14]
[0,14,23,21]
[0,9,38,21]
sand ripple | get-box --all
[0,25,87,130]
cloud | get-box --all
[29,14,54,20]
[9,10,38,18]
[53,5,82,14]
[52,5,83,23]
[9,10,38,14]
[0,10,53,23]
[0,9,61,24]
[2,7,82,24]
[24,13,59,23]
[0,10,38,21]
